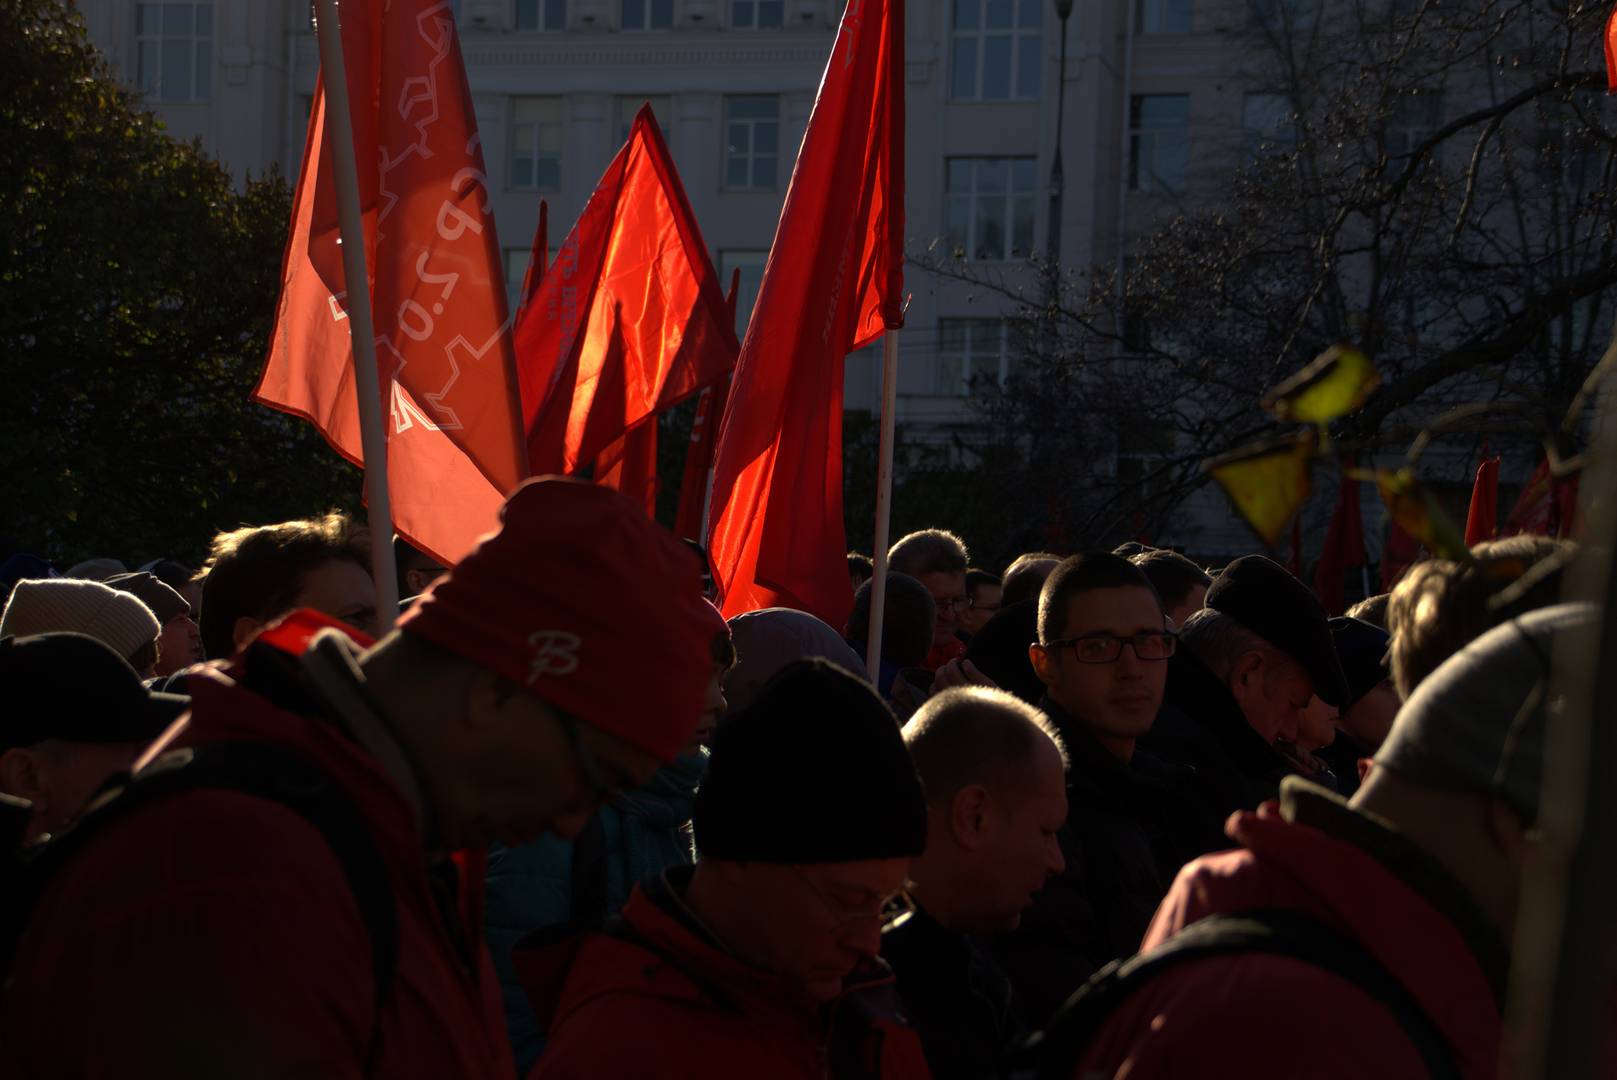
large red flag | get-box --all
[1505,456,1581,538]
[1314,460,1368,614]
[1606,4,1617,91]
[515,106,737,510]
[257,0,524,564]
[1464,455,1501,546]
[256,76,509,566]
[706,0,905,622]
[673,269,742,541]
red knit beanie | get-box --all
[398,476,725,763]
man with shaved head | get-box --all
[886,686,1068,1079]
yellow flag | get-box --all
[1370,467,1471,562]
[1262,345,1381,425]
[1206,433,1317,549]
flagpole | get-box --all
[701,268,744,542]
[313,0,399,621]
[865,329,901,679]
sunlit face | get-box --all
[295,559,381,639]
[734,858,911,1002]
[1031,587,1169,749]
[1232,651,1314,744]
[917,571,968,648]
[972,740,1067,933]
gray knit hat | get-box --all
[1374,602,1596,826]
[0,578,161,665]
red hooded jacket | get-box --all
[1074,779,1508,1080]
[525,867,933,1079]
[1,612,516,1079]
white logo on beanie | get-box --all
[526,630,582,681]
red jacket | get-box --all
[1,612,516,1080]
[525,868,932,1079]
[1075,779,1508,1080]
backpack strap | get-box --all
[4,741,399,1067]
[1026,908,1459,1080]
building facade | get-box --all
[80,0,1458,561]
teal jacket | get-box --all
[484,749,707,1072]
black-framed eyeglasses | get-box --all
[968,598,1001,612]
[1043,631,1177,664]
[787,865,917,933]
[932,596,969,615]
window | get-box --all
[617,96,672,146]
[950,0,1042,101]
[1128,95,1189,193]
[1137,0,1190,34]
[509,98,563,191]
[719,250,769,335]
[1385,92,1443,162]
[516,0,566,29]
[1250,0,1314,31]
[622,0,673,30]
[505,248,533,310]
[731,0,784,28]
[935,319,1019,394]
[136,3,213,102]
[1242,93,1296,162]
[724,96,779,191]
[944,157,1037,261]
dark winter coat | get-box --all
[882,903,1024,1079]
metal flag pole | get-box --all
[313,0,399,620]
[864,328,902,679]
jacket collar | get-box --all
[1278,779,1510,1004]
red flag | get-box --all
[515,106,737,502]
[1464,455,1500,547]
[1380,516,1422,591]
[1606,5,1617,91]
[706,0,905,622]
[673,270,742,541]
[256,64,510,566]
[1314,461,1368,614]
[1505,457,1581,538]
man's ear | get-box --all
[1029,643,1058,688]
[231,615,263,654]
[948,784,993,850]
[1228,650,1266,705]
[0,748,47,806]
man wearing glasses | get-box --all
[888,527,972,671]
[530,660,933,1079]
[2,478,726,1080]
[986,552,1211,1025]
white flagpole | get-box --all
[864,329,901,679]
[314,0,400,622]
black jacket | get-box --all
[988,697,1221,1027]
[882,904,1023,1079]
[1143,649,1298,824]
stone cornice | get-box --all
[461,37,834,67]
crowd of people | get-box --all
[0,477,1590,1078]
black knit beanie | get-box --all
[694,658,928,863]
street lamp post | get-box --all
[1046,0,1073,314]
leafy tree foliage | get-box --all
[0,0,359,568]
